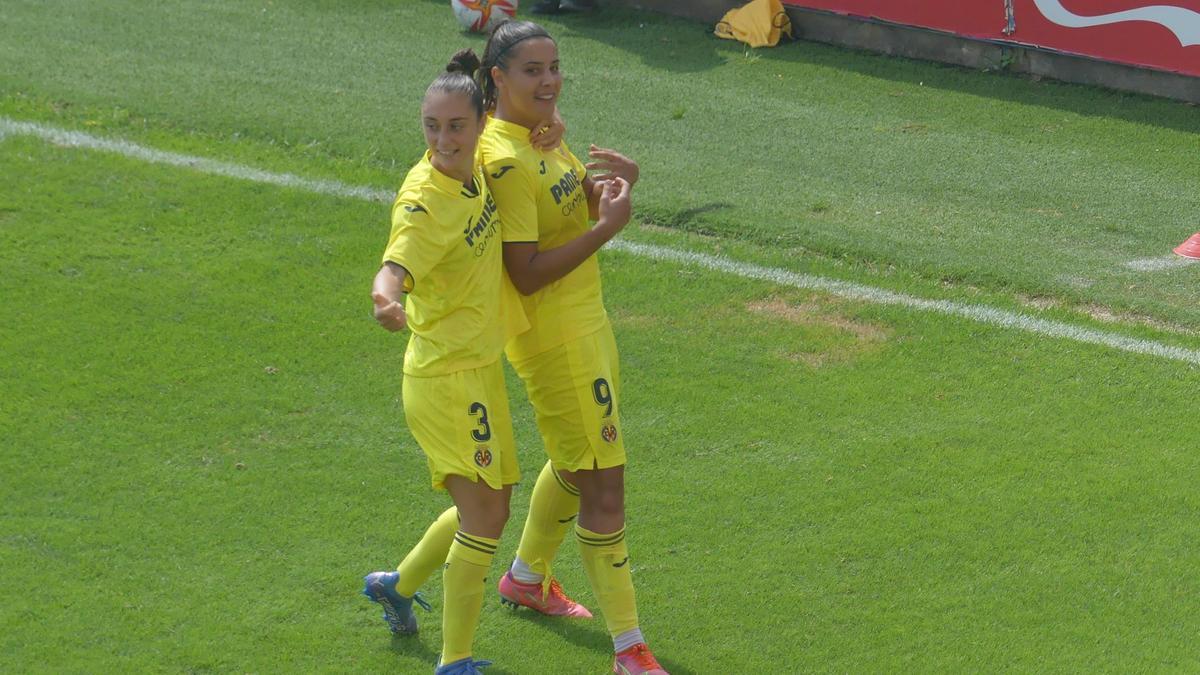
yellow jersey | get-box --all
[381,150,525,377]
[480,117,609,362]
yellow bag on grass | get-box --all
[715,0,793,48]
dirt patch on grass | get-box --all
[1017,294,1198,336]
[746,296,891,367]
[1080,303,1199,336]
[748,298,890,341]
[1017,293,1060,311]
[609,307,662,330]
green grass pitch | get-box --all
[2,1,1200,672]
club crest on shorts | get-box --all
[474,446,493,468]
[601,423,618,443]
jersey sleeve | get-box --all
[485,157,540,244]
[381,199,447,292]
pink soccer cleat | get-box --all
[613,643,668,675]
[498,571,593,618]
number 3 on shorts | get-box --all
[468,402,491,442]
[592,378,613,417]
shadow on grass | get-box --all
[768,36,1199,134]
[500,605,613,655]
[408,0,724,72]
[387,632,438,664]
[638,201,733,234]
[537,7,728,73]
[551,5,1199,134]
[498,607,701,674]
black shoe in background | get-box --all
[558,0,595,11]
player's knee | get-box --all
[581,488,624,520]
[486,500,511,529]
[463,503,508,537]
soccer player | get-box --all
[477,21,668,675]
[360,50,527,675]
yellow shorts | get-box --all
[509,323,626,472]
[402,360,520,490]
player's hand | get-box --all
[594,177,632,240]
[530,110,565,150]
[586,145,638,187]
[372,291,407,332]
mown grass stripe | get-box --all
[5,116,1198,367]
[0,117,394,204]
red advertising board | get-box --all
[781,0,1200,77]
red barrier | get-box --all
[782,0,1200,77]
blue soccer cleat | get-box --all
[362,571,431,635]
[435,657,493,674]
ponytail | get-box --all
[425,48,485,117]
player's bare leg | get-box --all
[573,465,667,674]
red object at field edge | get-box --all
[1173,232,1200,259]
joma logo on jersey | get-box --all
[463,193,500,254]
[549,169,581,205]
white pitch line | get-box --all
[1124,255,1193,272]
[6,116,1200,367]
[0,118,394,204]
[611,241,1200,365]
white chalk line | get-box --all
[0,118,394,204]
[5,116,1199,367]
[1125,255,1193,272]
[611,241,1200,365]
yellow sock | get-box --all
[441,531,498,665]
[395,507,458,597]
[576,524,639,637]
[514,461,579,581]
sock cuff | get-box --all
[450,531,499,566]
[549,464,581,497]
[575,525,625,547]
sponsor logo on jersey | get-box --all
[474,446,493,468]
[601,423,618,444]
[490,164,515,179]
[549,168,582,205]
[403,204,427,214]
[463,192,501,256]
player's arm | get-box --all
[371,262,408,332]
[503,177,631,295]
[374,198,443,331]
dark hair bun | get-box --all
[446,49,481,77]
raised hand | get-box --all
[586,145,639,187]
[530,109,566,151]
